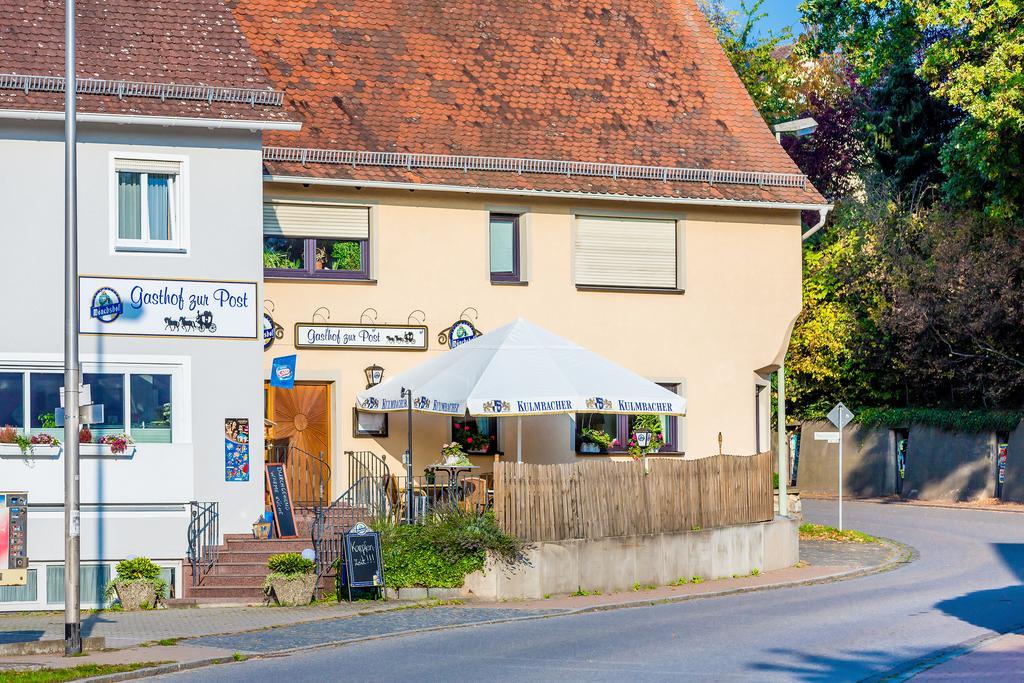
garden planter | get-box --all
[0,444,61,458]
[267,574,317,606]
[81,443,137,458]
[113,580,158,610]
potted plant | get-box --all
[263,552,317,606]
[105,557,168,610]
[452,421,494,454]
[80,425,93,444]
[438,442,472,467]
[424,467,436,485]
[100,433,135,455]
[627,414,666,459]
[579,428,614,454]
[0,426,60,456]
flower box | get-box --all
[0,443,62,458]
[80,443,137,458]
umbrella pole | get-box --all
[517,416,522,464]
[404,388,413,524]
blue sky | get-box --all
[722,0,804,37]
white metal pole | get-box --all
[838,425,844,531]
[777,365,788,517]
[516,416,522,464]
[63,0,82,656]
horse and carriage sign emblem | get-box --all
[79,276,258,340]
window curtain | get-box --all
[117,171,142,240]
[147,174,172,240]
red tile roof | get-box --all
[231,0,825,205]
[0,0,291,122]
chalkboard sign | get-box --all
[341,522,385,600]
[265,463,297,539]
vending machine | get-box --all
[0,492,28,586]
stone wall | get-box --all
[461,518,798,600]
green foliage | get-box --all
[580,427,613,449]
[106,557,168,601]
[799,523,877,543]
[330,240,362,271]
[700,0,802,123]
[263,246,301,269]
[1,662,167,683]
[691,576,704,584]
[115,557,162,581]
[371,507,528,589]
[855,408,1024,433]
[37,412,57,428]
[787,198,902,418]
[772,472,780,490]
[267,553,315,576]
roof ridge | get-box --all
[0,73,284,107]
[262,147,809,189]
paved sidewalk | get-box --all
[0,536,905,678]
[0,600,407,649]
[912,631,1024,681]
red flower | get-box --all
[454,423,461,429]
[467,437,473,443]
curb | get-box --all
[862,625,1024,682]
[82,538,915,681]
[803,495,1024,515]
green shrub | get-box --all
[106,557,168,601]
[853,407,1024,433]
[370,506,528,589]
[267,553,315,576]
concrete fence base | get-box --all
[462,517,798,601]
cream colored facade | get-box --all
[262,179,803,493]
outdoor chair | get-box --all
[461,476,489,514]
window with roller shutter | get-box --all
[262,200,371,279]
[573,215,678,290]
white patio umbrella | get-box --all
[356,318,685,463]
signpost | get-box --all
[826,402,855,531]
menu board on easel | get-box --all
[265,463,297,539]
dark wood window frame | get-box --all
[264,236,370,280]
[489,213,521,283]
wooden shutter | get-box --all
[574,215,677,288]
[263,201,370,239]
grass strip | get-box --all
[799,523,878,543]
[1,662,168,683]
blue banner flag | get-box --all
[270,354,297,389]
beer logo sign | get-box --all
[89,287,123,323]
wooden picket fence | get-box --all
[492,452,774,542]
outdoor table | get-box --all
[427,464,478,499]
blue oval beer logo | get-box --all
[90,287,123,323]
[263,313,276,350]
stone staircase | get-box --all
[171,505,373,606]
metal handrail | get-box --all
[187,501,219,588]
[269,444,331,509]
[312,475,388,584]
[346,450,390,490]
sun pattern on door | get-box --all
[267,382,331,502]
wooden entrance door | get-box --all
[266,381,332,505]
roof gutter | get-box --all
[0,109,301,131]
[801,206,832,241]
[263,174,832,212]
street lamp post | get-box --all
[634,428,652,473]
[63,0,82,656]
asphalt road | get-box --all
[161,501,1024,681]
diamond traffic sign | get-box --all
[827,402,854,430]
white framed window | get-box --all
[0,362,182,444]
[111,155,187,253]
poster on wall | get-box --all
[295,323,428,350]
[225,418,250,482]
[80,276,258,339]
